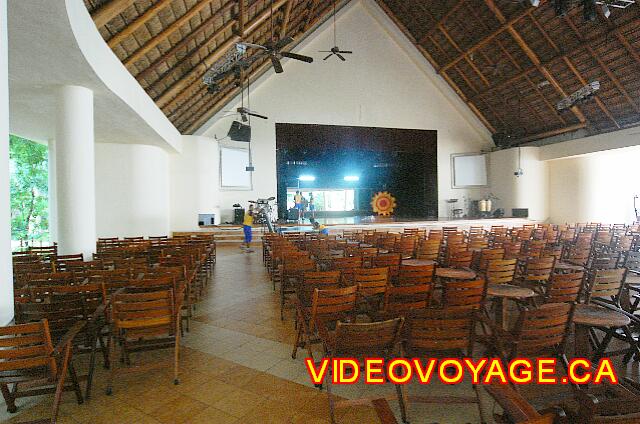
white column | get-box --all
[47,139,58,243]
[0,0,14,324]
[55,86,96,258]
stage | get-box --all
[184,217,541,242]
[276,216,540,234]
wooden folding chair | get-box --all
[397,263,435,287]
[106,289,180,395]
[280,257,317,320]
[292,286,357,363]
[404,307,486,423]
[291,271,343,360]
[354,267,389,316]
[371,254,401,283]
[16,283,109,399]
[319,318,406,424]
[0,320,83,423]
[415,239,441,261]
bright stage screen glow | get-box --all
[286,189,355,212]
[298,175,316,182]
[343,175,360,182]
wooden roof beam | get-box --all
[304,0,321,31]
[440,0,548,73]
[170,0,315,126]
[92,0,137,28]
[238,0,245,36]
[563,57,619,128]
[107,0,174,48]
[562,16,640,115]
[135,4,236,83]
[482,0,587,124]
[181,1,349,133]
[123,0,217,68]
[373,0,496,133]
[517,122,587,144]
[468,19,639,103]
[417,0,466,45]
[280,0,294,38]
[155,0,289,109]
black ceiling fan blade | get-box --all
[271,55,284,73]
[323,53,333,60]
[338,50,353,54]
[281,52,314,63]
[247,112,269,120]
[274,36,294,50]
[336,53,346,61]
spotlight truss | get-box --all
[556,81,600,111]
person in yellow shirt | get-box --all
[310,218,329,236]
[294,191,303,221]
[242,204,254,252]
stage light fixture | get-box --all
[530,0,540,6]
[602,3,611,17]
[344,175,360,182]
[298,175,316,182]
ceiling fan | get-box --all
[239,0,313,73]
[319,0,352,61]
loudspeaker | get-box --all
[233,208,245,225]
[287,208,299,221]
[228,121,251,142]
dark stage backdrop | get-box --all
[275,123,438,219]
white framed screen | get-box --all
[451,153,488,188]
[220,146,252,189]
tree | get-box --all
[9,135,49,245]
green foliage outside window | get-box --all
[9,135,49,245]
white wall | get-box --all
[489,147,549,221]
[196,0,492,223]
[95,143,171,237]
[170,136,221,231]
[547,145,640,224]
[0,0,13,324]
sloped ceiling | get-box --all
[377,0,640,145]
[85,0,640,145]
[84,0,342,134]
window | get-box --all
[220,146,252,190]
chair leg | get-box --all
[395,380,409,423]
[622,326,640,364]
[106,333,117,395]
[68,361,84,405]
[174,323,181,385]
[291,319,303,359]
[52,345,72,422]
[1,383,17,413]
[473,384,487,424]
[326,368,337,424]
[86,333,99,399]
[592,330,614,362]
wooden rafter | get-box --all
[373,0,496,133]
[136,9,236,84]
[122,0,217,68]
[440,0,549,72]
[417,0,466,45]
[563,16,640,115]
[155,0,289,110]
[107,0,174,48]
[304,0,321,30]
[483,0,587,125]
[280,0,294,38]
[238,0,245,35]
[92,0,137,28]
[182,1,335,133]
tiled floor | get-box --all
[2,246,638,423]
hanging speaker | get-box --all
[228,121,251,142]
